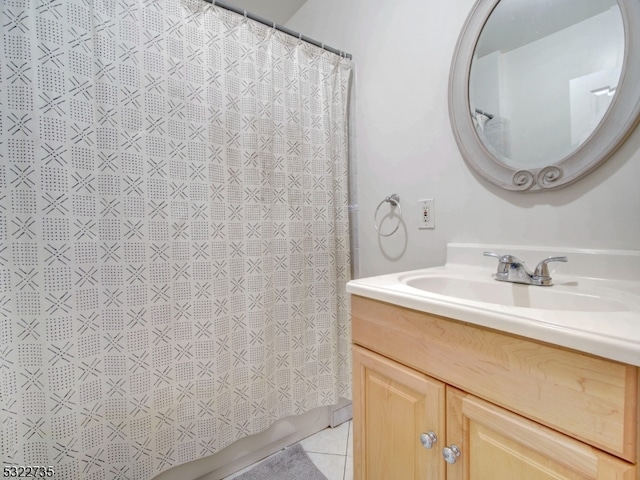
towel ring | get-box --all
[374,194,402,237]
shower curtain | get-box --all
[0,0,353,478]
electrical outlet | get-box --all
[418,199,435,229]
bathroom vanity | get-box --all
[347,244,640,479]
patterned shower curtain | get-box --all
[0,0,353,478]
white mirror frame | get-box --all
[449,0,640,192]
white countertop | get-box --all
[346,244,640,366]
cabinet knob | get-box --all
[442,444,461,464]
[419,431,437,449]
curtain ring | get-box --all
[374,194,402,237]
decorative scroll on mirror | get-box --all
[449,0,640,191]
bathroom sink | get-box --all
[346,244,640,366]
[402,274,629,312]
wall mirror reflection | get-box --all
[470,0,623,169]
[449,0,640,191]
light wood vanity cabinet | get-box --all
[351,295,639,479]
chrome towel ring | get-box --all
[374,194,402,237]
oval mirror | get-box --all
[449,0,640,191]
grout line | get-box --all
[346,420,351,455]
[342,421,351,479]
[342,455,347,480]
[342,454,347,480]
[306,452,347,480]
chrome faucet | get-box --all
[483,252,567,286]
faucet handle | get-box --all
[483,252,521,263]
[534,256,568,277]
[483,251,523,277]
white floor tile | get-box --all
[344,456,353,480]
[346,420,353,457]
[300,421,350,455]
[307,452,347,480]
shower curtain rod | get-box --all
[203,0,352,59]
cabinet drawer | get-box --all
[351,295,638,462]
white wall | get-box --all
[498,7,623,167]
[287,0,640,279]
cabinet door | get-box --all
[353,345,446,480]
[445,387,636,480]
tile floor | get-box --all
[224,420,353,480]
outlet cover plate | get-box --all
[418,199,435,229]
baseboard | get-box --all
[330,398,353,428]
